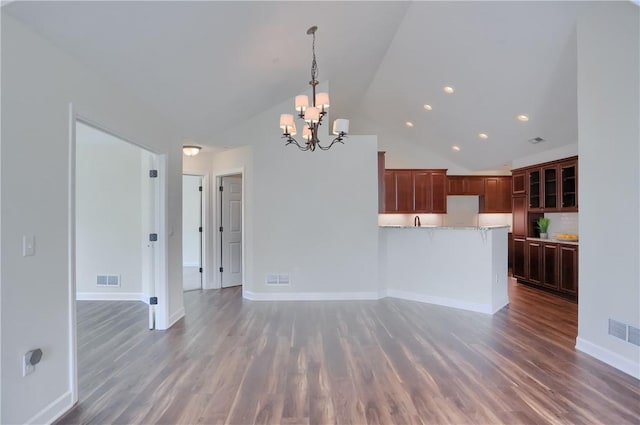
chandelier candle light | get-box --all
[279,26,349,151]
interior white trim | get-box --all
[575,337,640,380]
[385,289,495,314]
[76,292,148,303]
[25,390,73,425]
[182,170,210,290]
[168,306,186,328]
[243,290,384,301]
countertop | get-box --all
[379,225,510,230]
[526,236,579,246]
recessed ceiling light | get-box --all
[443,86,455,94]
[517,114,529,122]
[423,104,433,111]
[405,121,414,128]
[452,145,461,151]
[478,133,489,139]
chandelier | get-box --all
[279,26,349,151]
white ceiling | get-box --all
[3,1,586,170]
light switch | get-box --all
[22,235,35,256]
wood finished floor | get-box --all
[58,279,640,425]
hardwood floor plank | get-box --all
[56,281,640,425]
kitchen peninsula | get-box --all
[379,225,509,314]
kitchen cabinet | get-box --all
[384,170,413,213]
[527,240,543,284]
[447,176,485,195]
[519,156,578,212]
[480,177,512,213]
[513,239,578,302]
[559,244,578,295]
[513,237,526,280]
[512,196,527,236]
[378,152,385,213]
[384,169,447,213]
[512,171,526,195]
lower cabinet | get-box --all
[513,239,578,302]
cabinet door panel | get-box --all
[413,171,431,212]
[513,238,526,280]
[542,243,559,289]
[512,171,526,194]
[447,177,464,195]
[528,169,541,210]
[559,245,578,295]
[543,166,558,209]
[527,241,543,284]
[384,171,396,212]
[466,177,485,195]
[431,172,447,213]
[560,161,578,211]
[512,196,527,236]
[396,171,413,212]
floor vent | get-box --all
[97,274,121,287]
[265,273,290,286]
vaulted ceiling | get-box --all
[3,1,586,170]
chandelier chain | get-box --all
[311,30,318,83]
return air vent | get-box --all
[528,137,546,144]
[265,273,290,286]
[97,274,120,287]
[628,325,640,347]
[608,319,627,340]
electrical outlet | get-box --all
[22,354,35,377]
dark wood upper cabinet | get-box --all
[431,172,447,213]
[512,171,526,195]
[480,177,512,213]
[384,169,447,213]
[515,156,578,213]
[447,176,484,195]
[378,152,385,213]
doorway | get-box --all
[219,174,243,288]
[70,115,168,405]
[182,174,203,291]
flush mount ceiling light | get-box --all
[279,26,348,152]
[183,145,201,156]
[423,104,433,111]
[478,133,489,139]
[517,114,530,122]
[443,86,455,94]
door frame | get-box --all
[181,172,210,289]
[67,104,169,404]
[214,168,245,289]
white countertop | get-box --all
[379,225,510,230]
[527,236,579,246]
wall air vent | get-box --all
[97,274,121,287]
[627,325,640,346]
[528,137,546,144]
[608,319,627,340]
[265,273,290,286]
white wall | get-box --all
[1,15,183,424]
[182,175,201,266]
[214,83,380,298]
[576,2,640,378]
[76,123,144,296]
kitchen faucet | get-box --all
[414,215,421,227]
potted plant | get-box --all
[537,217,550,239]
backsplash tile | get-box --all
[544,212,579,236]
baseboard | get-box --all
[26,390,73,425]
[491,296,510,314]
[386,289,494,314]
[575,337,640,380]
[76,292,146,302]
[168,306,185,327]
[243,290,384,301]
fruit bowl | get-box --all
[556,233,578,242]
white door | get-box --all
[221,175,242,287]
[182,175,202,291]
